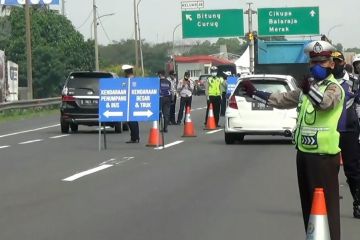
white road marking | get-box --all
[0,145,10,149]
[193,107,207,111]
[0,124,59,138]
[62,164,113,182]
[155,140,184,150]
[49,134,70,139]
[18,139,43,145]
[205,129,223,134]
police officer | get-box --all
[352,54,360,78]
[220,71,230,116]
[205,66,223,127]
[242,41,344,240]
[158,70,172,132]
[332,51,360,219]
[123,65,140,143]
[176,71,194,124]
[167,70,178,125]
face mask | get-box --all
[331,63,345,79]
[211,72,217,77]
[310,64,331,81]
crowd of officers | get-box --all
[122,64,229,143]
[242,40,360,240]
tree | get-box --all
[0,7,94,98]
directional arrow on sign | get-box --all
[133,110,153,118]
[103,110,124,118]
[310,10,316,17]
[186,14,193,21]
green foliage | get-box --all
[345,47,360,54]
[0,7,94,98]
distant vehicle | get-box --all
[224,74,297,144]
[194,74,210,95]
[60,71,124,133]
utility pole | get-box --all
[137,0,144,76]
[93,0,99,71]
[25,0,33,99]
[62,0,65,16]
[133,0,139,68]
[245,2,256,73]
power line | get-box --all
[76,9,93,29]
[96,10,113,44]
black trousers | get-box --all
[177,96,192,123]
[127,121,139,141]
[169,95,177,124]
[339,131,360,196]
[209,95,221,126]
[296,151,340,240]
[160,96,171,131]
[220,92,227,116]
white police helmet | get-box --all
[352,54,360,73]
[121,64,134,70]
[304,40,336,61]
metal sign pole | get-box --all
[98,121,101,151]
[103,123,107,150]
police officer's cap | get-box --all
[121,64,134,70]
[210,66,218,72]
[304,40,336,61]
[223,71,232,76]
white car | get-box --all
[224,74,298,144]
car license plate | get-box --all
[251,102,273,111]
[81,99,98,105]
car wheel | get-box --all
[70,123,78,133]
[225,132,235,144]
[114,123,122,133]
[61,120,69,133]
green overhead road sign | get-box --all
[258,7,319,36]
[182,9,244,38]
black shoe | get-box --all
[126,139,139,143]
[176,121,181,125]
[160,129,168,133]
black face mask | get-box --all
[332,63,345,79]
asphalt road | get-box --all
[0,95,358,240]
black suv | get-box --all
[60,71,124,133]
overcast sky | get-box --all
[60,0,359,49]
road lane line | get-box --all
[62,164,113,182]
[0,124,59,138]
[18,139,43,145]
[155,140,184,150]
[0,145,10,149]
[49,134,70,139]
[205,129,223,134]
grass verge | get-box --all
[0,105,58,123]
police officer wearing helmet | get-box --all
[241,40,344,240]
[122,64,140,143]
[205,66,223,127]
[352,54,360,77]
[332,50,360,219]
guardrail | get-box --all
[0,97,61,112]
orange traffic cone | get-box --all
[204,103,216,130]
[182,106,196,137]
[306,188,331,240]
[146,121,163,147]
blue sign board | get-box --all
[99,77,160,122]
[226,76,238,96]
[2,0,59,5]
